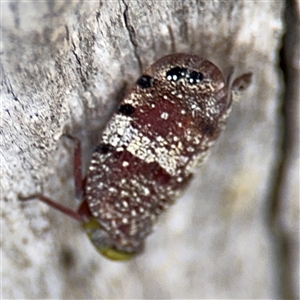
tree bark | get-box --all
[2,1,298,299]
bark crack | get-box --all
[71,40,87,89]
[2,71,23,107]
[120,0,143,72]
[266,1,299,299]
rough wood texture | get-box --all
[2,1,298,299]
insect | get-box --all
[21,53,252,261]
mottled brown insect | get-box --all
[21,53,252,260]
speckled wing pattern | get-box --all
[85,53,231,254]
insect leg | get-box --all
[63,134,84,201]
[72,137,84,200]
[19,193,84,222]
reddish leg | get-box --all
[20,193,84,222]
[65,134,85,200]
[19,134,87,223]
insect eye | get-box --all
[187,70,204,85]
[136,75,154,88]
[118,104,135,116]
[166,67,187,82]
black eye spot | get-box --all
[137,75,153,88]
[95,143,114,154]
[166,67,187,82]
[118,104,135,116]
[187,71,204,85]
[200,123,215,136]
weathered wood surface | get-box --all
[2,1,298,299]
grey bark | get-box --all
[1,1,298,299]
